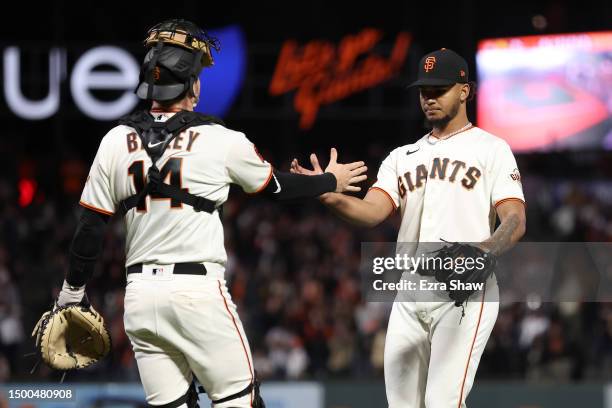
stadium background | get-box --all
[1,0,612,406]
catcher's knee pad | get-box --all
[150,381,199,408]
[212,373,265,408]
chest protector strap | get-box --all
[117,110,224,217]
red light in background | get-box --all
[18,178,37,207]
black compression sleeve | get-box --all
[262,170,337,200]
[66,208,110,287]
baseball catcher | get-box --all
[35,17,367,408]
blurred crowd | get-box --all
[1,171,612,384]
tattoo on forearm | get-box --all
[483,214,521,256]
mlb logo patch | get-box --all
[510,168,522,185]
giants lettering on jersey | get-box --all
[397,157,482,197]
[125,131,201,153]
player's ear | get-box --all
[193,78,201,98]
[460,83,469,103]
[190,78,201,108]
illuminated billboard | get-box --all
[476,31,612,152]
[269,28,412,130]
[2,25,246,121]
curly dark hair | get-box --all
[467,81,478,102]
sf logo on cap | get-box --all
[424,56,436,72]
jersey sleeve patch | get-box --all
[489,141,525,207]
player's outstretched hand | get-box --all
[291,148,367,192]
[326,148,368,192]
[291,153,324,176]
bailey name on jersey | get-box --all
[125,130,201,153]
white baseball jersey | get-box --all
[372,125,524,243]
[376,125,525,408]
[80,112,272,271]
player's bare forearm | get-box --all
[320,193,374,227]
[480,200,526,256]
[481,214,522,255]
[320,190,393,227]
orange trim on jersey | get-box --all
[79,201,114,216]
[246,165,274,195]
[458,286,486,408]
[494,197,526,209]
[369,187,398,211]
[218,281,254,407]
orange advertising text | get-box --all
[269,28,412,129]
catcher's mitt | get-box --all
[416,242,496,306]
[31,300,111,371]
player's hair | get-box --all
[467,81,477,102]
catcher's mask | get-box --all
[135,19,220,101]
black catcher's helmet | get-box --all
[135,19,220,101]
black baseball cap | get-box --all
[408,48,469,87]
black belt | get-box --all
[127,262,207,276]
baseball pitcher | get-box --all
[292,48,526,407]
